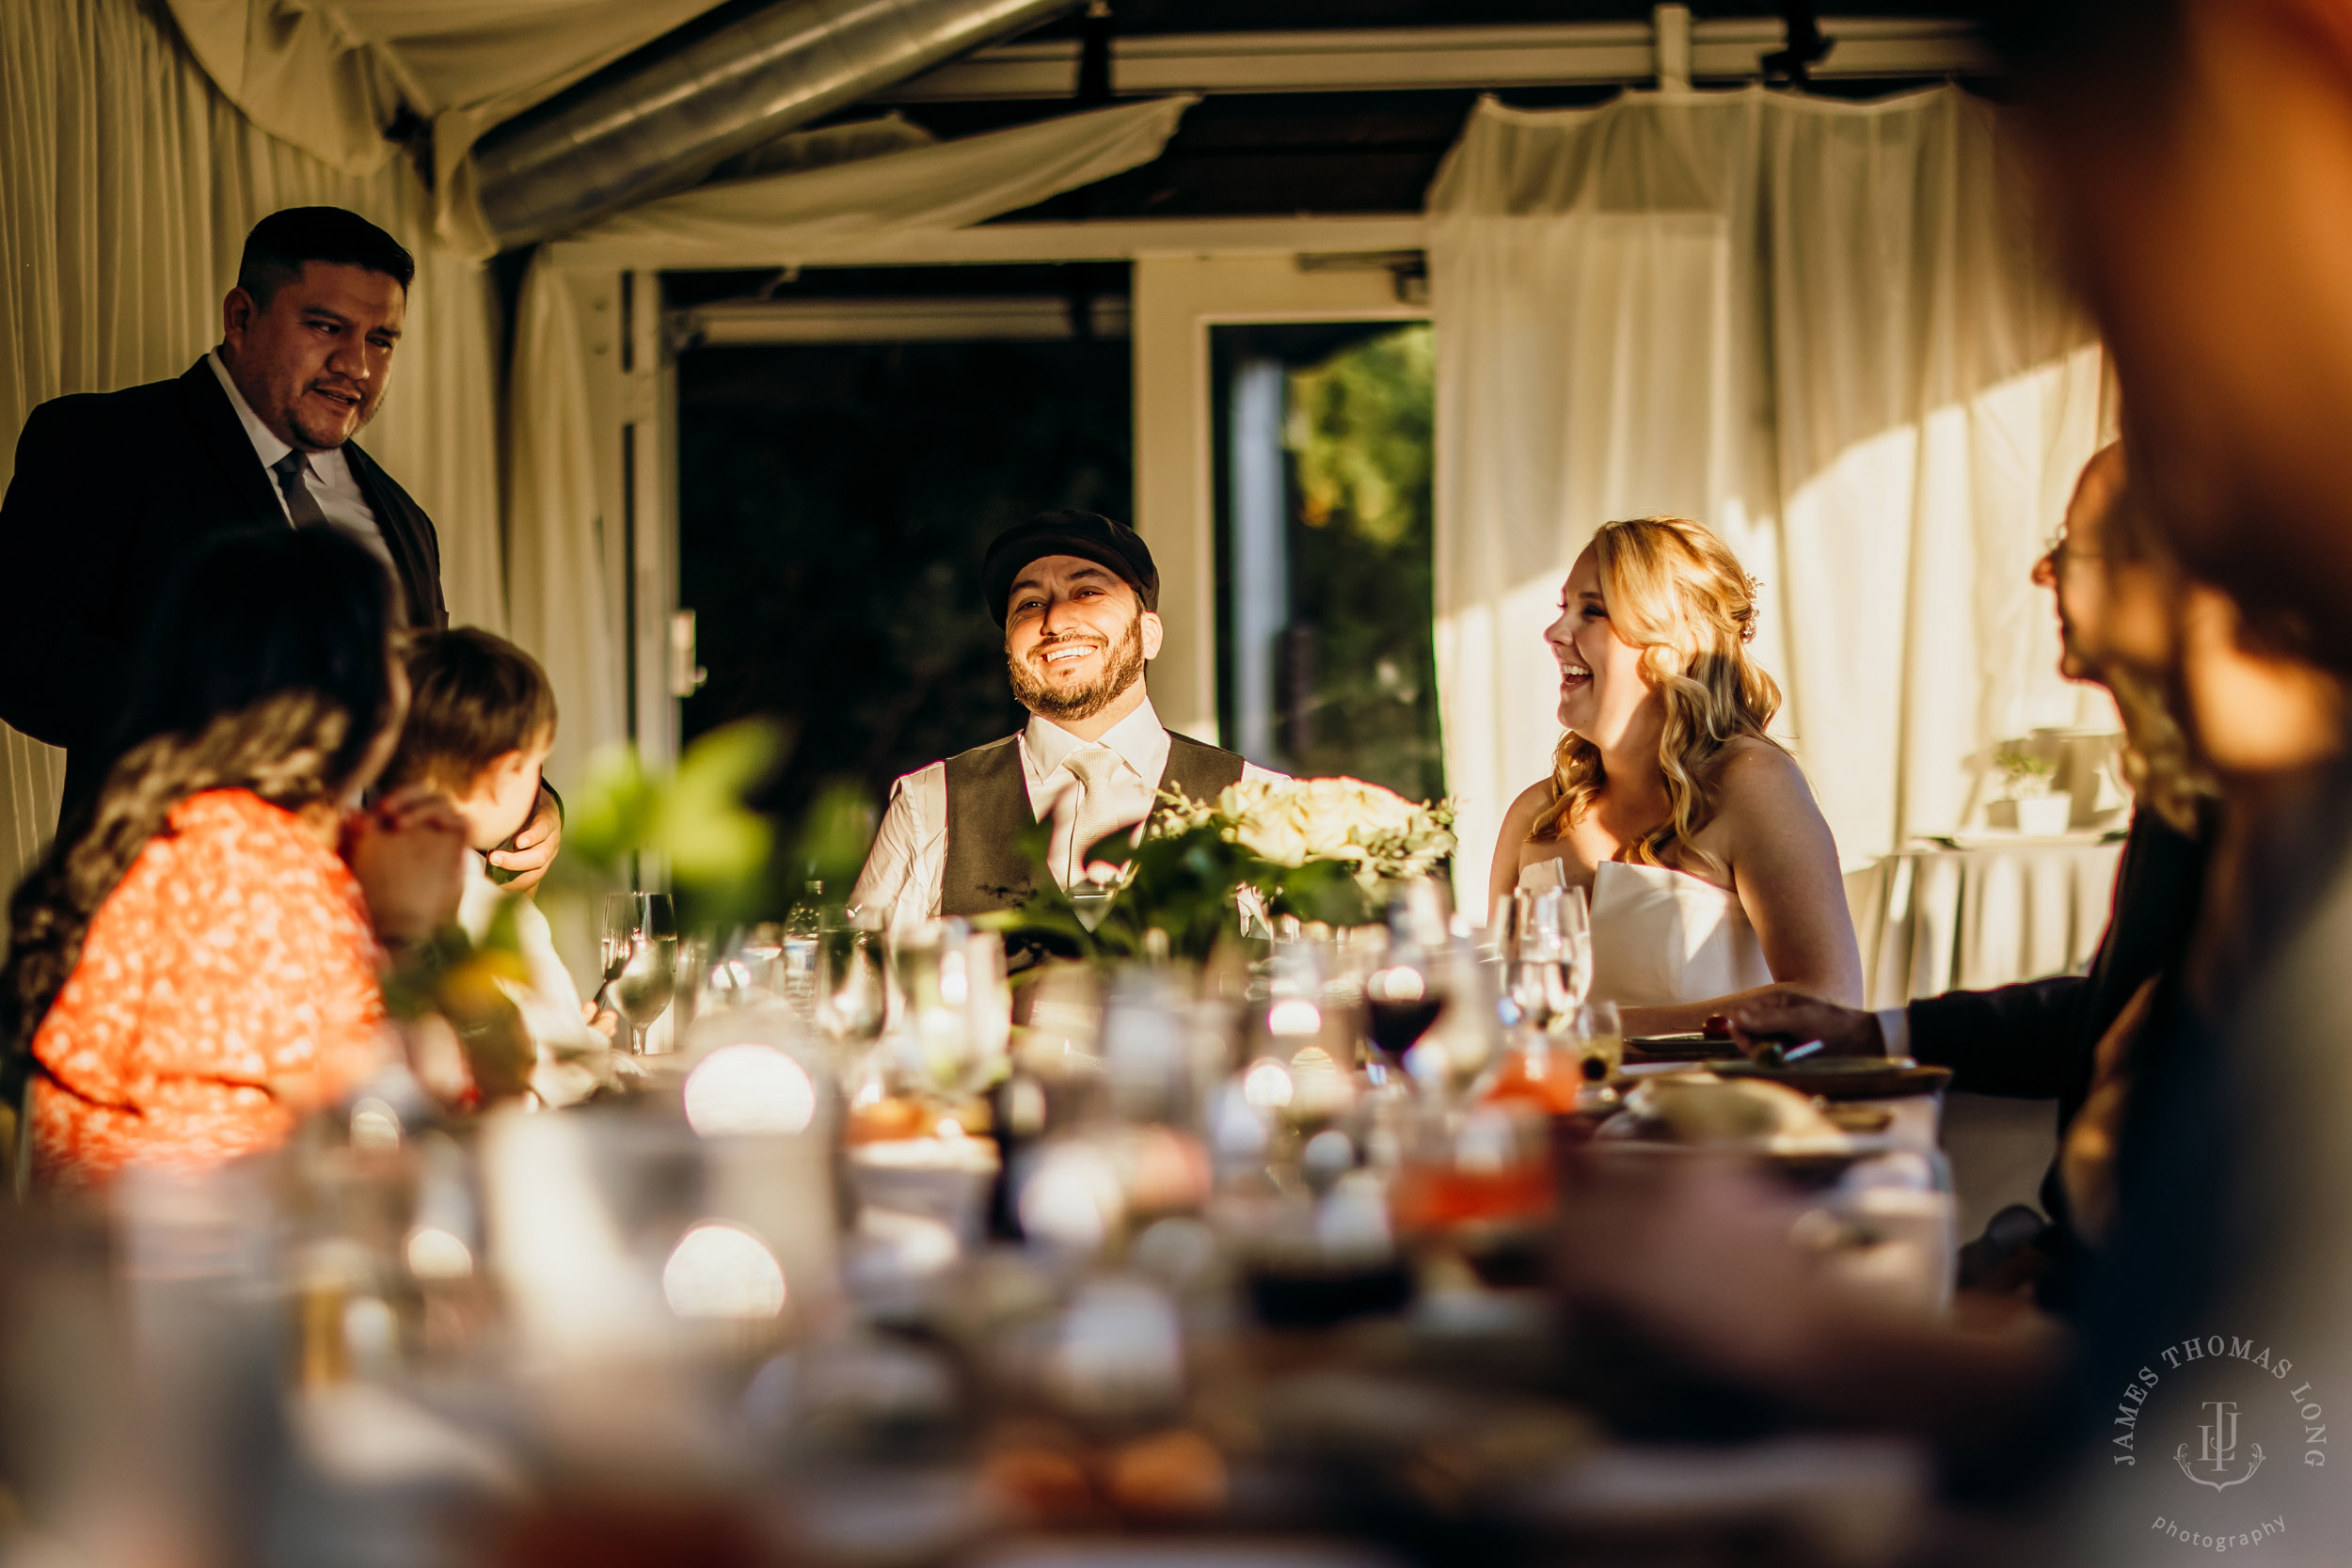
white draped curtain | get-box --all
[0,0,506,903]
[1430,87,2115,903]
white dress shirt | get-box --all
[207,349,394,568]
[850,694,1280,937]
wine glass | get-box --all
[1570,999,1622,1081]
[1558,885,1593,1006]
[602,892,678,1055]
[817,912,890,1050]
[1504,887,1575,1032]
[897,920,1012,1098]
[1363,880,1453,1068]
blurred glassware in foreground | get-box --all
[1484,999,1621,1116]
[1360,879,1454,1070]
[817,907,890,1050]
[889,919,1013,1100]
[781,880,826,1021]
[601,892,678,1056]
[1497,883,1591,1034]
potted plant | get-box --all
[1994,743,2072,835]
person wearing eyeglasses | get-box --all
[1730,443,2213,1298]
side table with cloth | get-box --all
[1845,834,2126,1009]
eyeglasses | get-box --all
[2042,531,2103,572]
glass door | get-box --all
[1211,321,1440,800]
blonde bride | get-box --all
[1486,515,1863,1037]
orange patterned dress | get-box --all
[31,788,389,1185]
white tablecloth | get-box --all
[1845,836,2126,1009]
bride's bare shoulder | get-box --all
[1707,737,1818,815]
[1502,778,1559,833]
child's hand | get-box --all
[581,1000,620,1042]
[489,783,563,892]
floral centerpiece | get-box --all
[989,775,1457,963]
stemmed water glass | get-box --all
[1502,884,1591,1031]
[817,911,890,1050]
[601,892,678,1055]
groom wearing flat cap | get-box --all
[853,510,1272,933]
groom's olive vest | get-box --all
[938,729,1246,917]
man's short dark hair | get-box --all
[237,207,415,308]
[382,627,557,795]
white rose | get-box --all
[1282,779,1352,858]
[1232,805,1312,867]
[1347,780,1419,837]
[1216,778,1278,819]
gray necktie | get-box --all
[272,450,330,530]
[1063,746,1127,887]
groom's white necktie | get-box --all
[1062,745,1126,888]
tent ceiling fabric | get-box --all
[163,0,724,251]
[470,0,1082,248]
[548,92,1198,268]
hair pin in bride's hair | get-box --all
[1740,573,1762,643]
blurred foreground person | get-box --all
[1486,515,1862,1034]
[1,530,465,1187]
[1732,446,2214,1300]
[1998,0,2352,1556]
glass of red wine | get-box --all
[1362,880,1453,1068]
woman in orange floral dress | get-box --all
[4,530,466,1186]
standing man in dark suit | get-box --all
[0,206,561,885]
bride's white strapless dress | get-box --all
[1518,856,1772,1008]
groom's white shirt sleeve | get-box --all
[850,760,949,941]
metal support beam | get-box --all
[873,16,1991,102]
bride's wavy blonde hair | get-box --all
[1529,516,1784,868]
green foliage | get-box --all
[1994,742,2058,797]
[1286,325,1435,548]
[784,778,881,905]
[979,814,1375,967]
[553,718,793,930]
[378,922,535,1101]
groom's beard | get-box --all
[1009,613,1149,722]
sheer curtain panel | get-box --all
[1430,88,2114,908]
[1,0,505,908]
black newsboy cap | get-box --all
[982,510,1159,626]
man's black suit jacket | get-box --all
[0,356,446,812]
[1904,807,2208,1235]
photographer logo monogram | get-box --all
[2185,1401,2259,1490]
[2118,1336,2327,1550]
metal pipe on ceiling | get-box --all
[474,0,1083,248]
